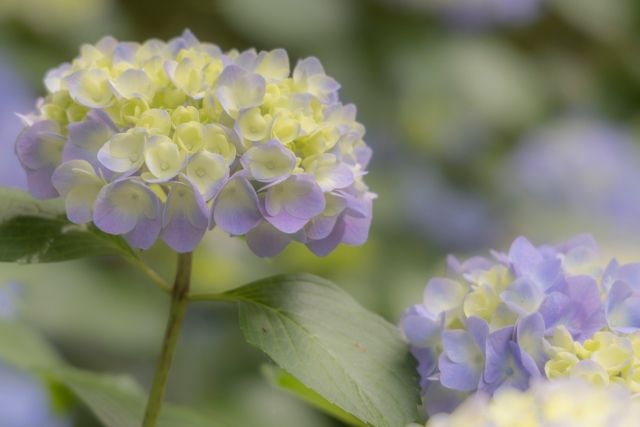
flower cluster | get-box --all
[15,30,374,256]
[400,234,640,416]
[423,378,640,427]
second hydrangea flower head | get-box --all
[16,29,374,256]
[401,234,640,416]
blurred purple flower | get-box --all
[507,116,640,242]
[401,166,504,251]
[398,234,636,416]
[434,0,542,30]
[0,281,23,319]
[0,56,31,190]
[0,362,71,427]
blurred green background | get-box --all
[3,0,640,425]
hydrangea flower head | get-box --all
[425,378,640,427]
[15,30,375,256]
[400,234,640,416]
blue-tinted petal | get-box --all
[482,326,513,385]
[516,312,548,374]
[423,381,469,417]
[160,180,209,253]
[439,353,482,392]
[508,236,543,277]
[423,278,469,320]
[211,175,261,235]
[245,219,292,258]
[500,277,544,315]
[605,280,640,334]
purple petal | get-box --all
[52,160,103,224]
[272,174,325,219]
[423,381,469,417]
[530,258,562,293]
[15,121,65,199]
[423,277,469,319]
[305,214,339,240]
[500,277,544,315]
[341,199,373,245]
[124,213,161,250]
[305,215,346,257]
[447,256,493,278]
[211,175,261,235]
[482,326,513,385]
[113,42,139,66]
[22,162,59,199]
[216,64,247,88]
[64,120,115,172]
[240,139,296,182]
[234,50,259,72]
[337,190,369,219]
[403,314,442,349]
[508,236,543,277]
[160,180,209,253]
[355,145,372,169]
[615,263,640,290]
[412,348,439,390]
[562,275,603,315]
[259,193,309,233]
[605,280,640,334]
[16,121,65,169]
[537,287,605,343]
[294,57,325,80]
[601,258,620,293]
[93,179,160,242]
[479,328,539,395]
[322,162,354,190]
[466,317,489,355]
[442,330,479,364]
[556,234,599,255]
[245,219,292,257]
[64,188,99,224]
[85,109,119,132]
[516,312,548,374]
[438,352,482,392]
[511,341,541,381]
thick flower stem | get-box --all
[141,251,193,427]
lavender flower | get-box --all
[507,116,640,245]
[400,234,640,416]
[15,30,375,256]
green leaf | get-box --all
[0,319,231,427]
[45,366,231,427]
[0,320,63,369]
[262,364,366,427]
[227,274,420,427]
[0,186,66,220]
[0,188,140,263]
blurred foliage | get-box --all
[4,0,640,426]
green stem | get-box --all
[129,257,172,294]
[141,251,193,427]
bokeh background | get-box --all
[2,0,640,425]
